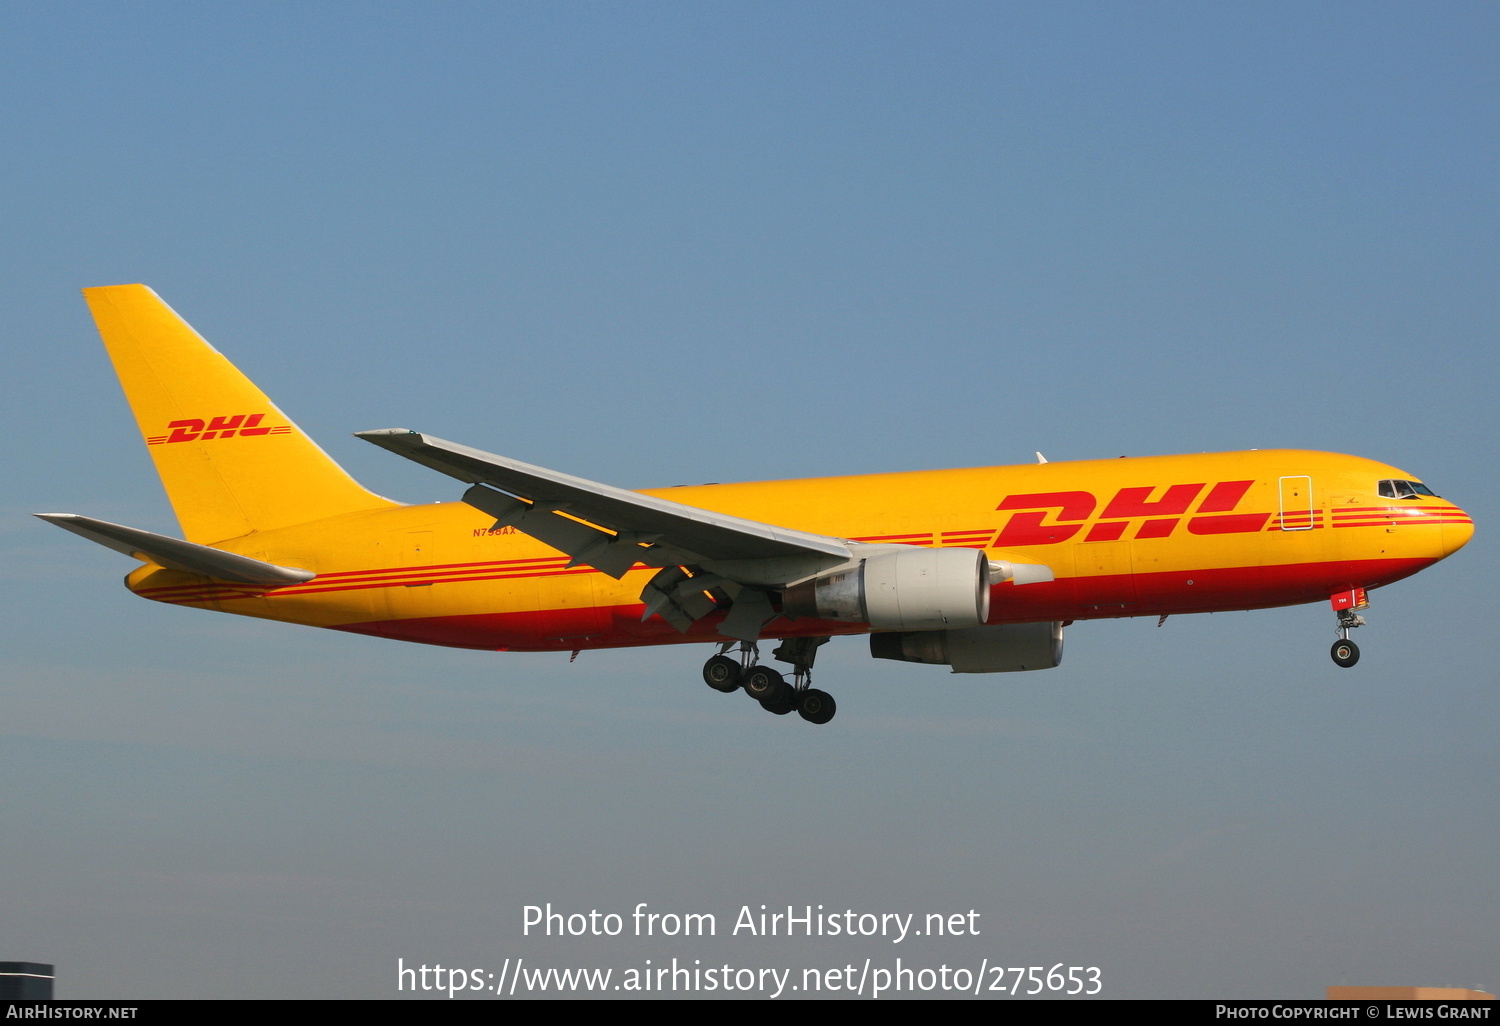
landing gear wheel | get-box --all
[702,655,742,692]
[742,665,785,702]
[797,688,836,725]
[1331,639,1360,668]
[761,688,796,715]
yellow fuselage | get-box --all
[126,448,1472,652]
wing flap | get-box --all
[462,484,664,579]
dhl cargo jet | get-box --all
[39,286,1473,725]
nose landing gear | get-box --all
[1329,588,1367,668]
[700,637,836,724]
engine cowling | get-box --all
[782,547,990,631]
[869,621,1064,673]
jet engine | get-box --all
[782,547,990,631]
[869,621,1064,673]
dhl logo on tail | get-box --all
[147,413,291,445]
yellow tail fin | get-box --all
[84,284,396,543]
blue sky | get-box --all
[3,2,1496,999]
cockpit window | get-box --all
[1378,479,1438,499]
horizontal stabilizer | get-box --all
[34,514,315,585]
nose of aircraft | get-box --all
[1441,513,1474,558]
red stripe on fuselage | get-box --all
[323,556,1435,653]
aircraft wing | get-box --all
[356,430,1053,642]
[357,429,851,567]
[357,429,856,638]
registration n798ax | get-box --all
[39,286,1473,725]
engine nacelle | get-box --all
[869,621,1064,673]
[782,547,990,631]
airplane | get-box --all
[38,285,1474,725]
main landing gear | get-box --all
[1330,608,1365,668]
[701,638,836,725]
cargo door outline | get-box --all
[1278,476,1314,531]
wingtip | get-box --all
[355,429,427,454]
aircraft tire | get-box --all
[1330,639,1360,668]
[761,690,796,715]
[797,688,836,725]
[743,665,784,702]
[702,655,742,692]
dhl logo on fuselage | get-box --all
[995,480,1269,545]
[146,413,291,445]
